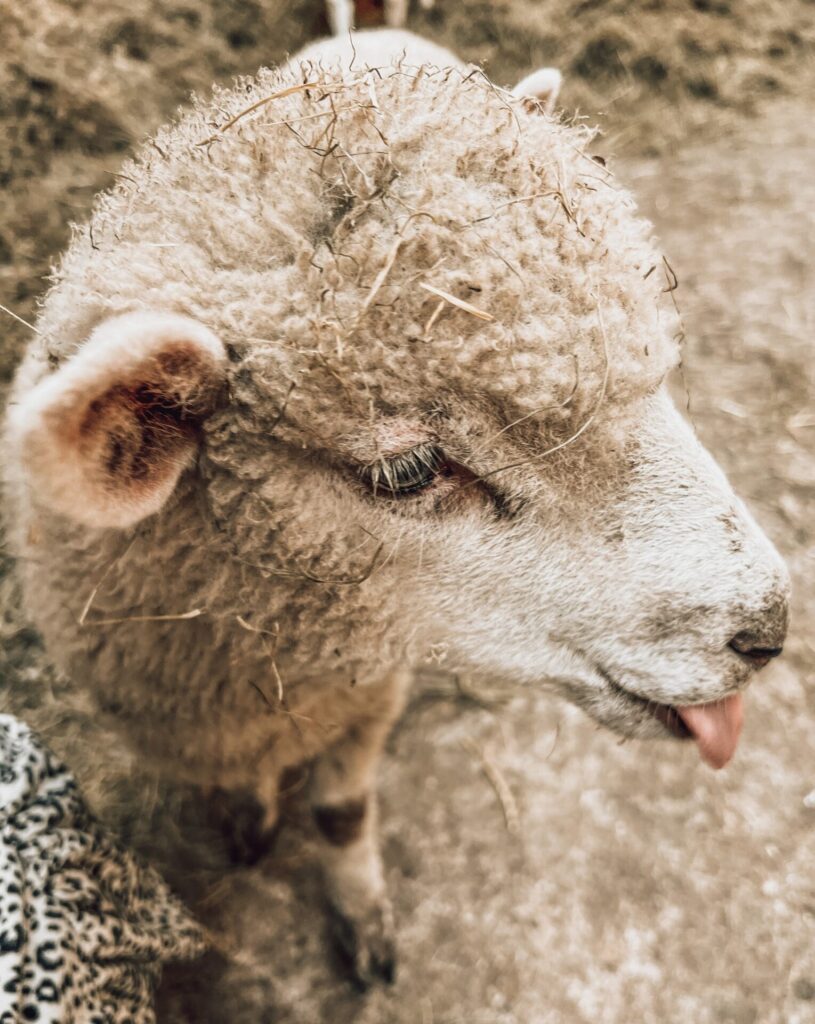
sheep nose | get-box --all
[727,583,789,669]
[728,631,784,669]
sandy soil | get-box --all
[1,4,814,1022]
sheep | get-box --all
[2,27,789,989]
[298,26,562,114]
[326,0,435,36]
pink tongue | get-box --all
[677,693,744,770]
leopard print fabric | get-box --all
[0,715,207,1023]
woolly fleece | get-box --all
[3,49,680,790]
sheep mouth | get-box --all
[602,675,692,740]
[595,667,746,769]
[636,696,692,739]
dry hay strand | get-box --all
[461,737,521,838]
[196,81,321,147]
[81,608,205,626]
[418,281,495,322]
[78,536,209,627]
[286,535,385,586]
[206,487,386,588]
[359,234,405,315]
[435,303,607,511]
[0,302,38,333]
[469,295,611,486]
[78,534,138,625]
[235,614,284,703]
[471,355,580,457]
[422,299,446,339]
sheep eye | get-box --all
[362,442,447,498]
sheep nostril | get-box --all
[728,633,783,669]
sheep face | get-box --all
[376,389,789,742]
[5,61,788,771]
[198,365,789,769]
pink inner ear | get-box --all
[12,309,227,528]
[76,341,223,495]
[80,379,196,489]
[12,314,227,529]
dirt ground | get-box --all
[1,2,815,1022]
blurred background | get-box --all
[1,2,814,1021]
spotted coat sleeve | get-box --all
[0,715,207,1024]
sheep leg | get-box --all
[313,729,395,987]
[326,0,354,35]
[383,0,409,27]
[311,676,407,988]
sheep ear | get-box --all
[512,67,562,115]
[9,311,227,529]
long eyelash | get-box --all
[363,442,445,497]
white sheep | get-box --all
[3,26,789,988]
[326,0,435,37]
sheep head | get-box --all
[6,61,789,768]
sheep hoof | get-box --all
[205,786,279,867]
[329,899,398,990]
[224,820,279,867]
